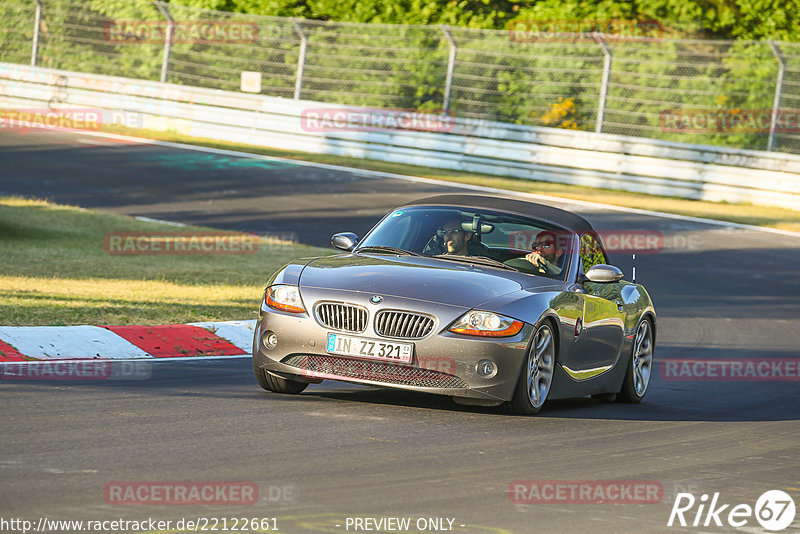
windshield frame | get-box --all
[355,204,579,281]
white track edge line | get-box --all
[69,130,800,239]
[134,216,187,227]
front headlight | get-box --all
[449,310,524,337]
[265,284,306,313]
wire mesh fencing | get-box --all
[3,0,800,155]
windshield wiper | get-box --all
[355,246,421,257]
[433,254,520,272]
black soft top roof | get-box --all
[402,194,596,233]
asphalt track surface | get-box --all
[1,130,799,534]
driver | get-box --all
[441,218,474,256]
[525,230,564,275]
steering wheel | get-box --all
[503,256,545,275]
[422,234,445,256]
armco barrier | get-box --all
[2,62,799,210]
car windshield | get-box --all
[356,206,574,280]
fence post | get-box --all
[441,25,457,113]
[30,0,43,67]
[768,41,785,152]
[154,1,174,84]
[291,18,307,100]
[594,33,611,134]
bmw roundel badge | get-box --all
[370,295,383,304]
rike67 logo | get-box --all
[668,490,796,531]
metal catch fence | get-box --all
[3,0,800,154]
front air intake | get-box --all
[283,355,466,388]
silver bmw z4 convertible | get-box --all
[253,194,656,414]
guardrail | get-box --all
[2,63,799,210]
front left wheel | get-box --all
[509,322,557,415]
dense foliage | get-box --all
[170,0,800,40]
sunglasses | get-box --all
[440,228,463,236]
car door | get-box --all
[572,233,626,374]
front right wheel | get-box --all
[254,363,308,394]
[618,318,654,403]
[509,322,556,415]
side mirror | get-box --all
[584,264,624,283]
[331,232,359,252]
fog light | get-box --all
[261,330,278,350]
[476,359,497,379]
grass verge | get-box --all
[0,197,331,326]
[100,125,800,233]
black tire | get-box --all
[254,365,308,394]
[509,321,557,415]
[618,317,654,403]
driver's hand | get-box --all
[525,251,547,273]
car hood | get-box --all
[297,254,562,308]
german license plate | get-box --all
[326,333,413,363]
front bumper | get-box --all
[252,290,535,403]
